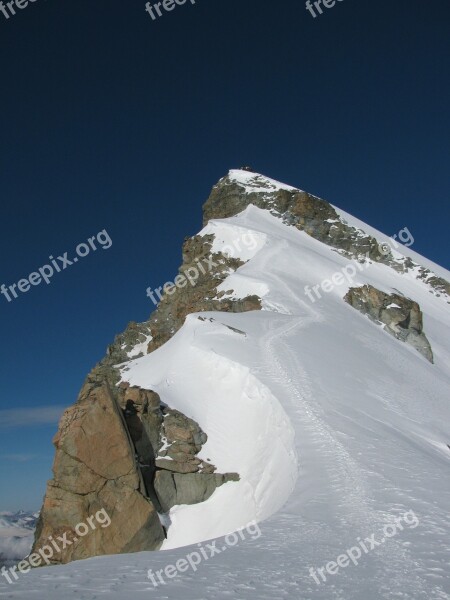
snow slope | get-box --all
[3,181,449,599]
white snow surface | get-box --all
[127,334,152,358]
[4,196,450,599]
[200,219,268,262]
[332,203,450,282]
[227,169,301,194]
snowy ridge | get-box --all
[3,184,450,599]
[332,203,450,283]
[124,204,450,595]
[121,313,298,546]
[227,169,301,194]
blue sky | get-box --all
[0,0,449,510]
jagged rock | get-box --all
[117,387,164,509]
[116,387,238,514]
[154,471,240,513]
[202,171,450,299]
[163,409,207,447]
[155,458,201,473]
[34,375,236,565]
[32,383,165,564]
[145,234,261,353]
[120,387,162,457]
[344,285,434,363]
[202,173,384,262]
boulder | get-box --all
[32,382,165,564]
[154,471,239,513]
[344,285,434,363]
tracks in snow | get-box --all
[253,239,432,596]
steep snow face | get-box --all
[331,203,450,282]
[121,314,298,545]
[120,203,450,558]
[6,182,450,599]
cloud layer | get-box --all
[0,406,65,429]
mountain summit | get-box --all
[31,171,450,599]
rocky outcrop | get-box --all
[34,377,239,565]
[154,472,239,513]
[96,232,262,362]
[118,383,239,514]
[32,381,166,564]
[144,234,261,353]
[203,172,385,262]
[344,285,434,362]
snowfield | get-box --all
[3,189,450,599]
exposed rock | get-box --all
[119,386,163,509]
[154,472,240,513]
[34,375,239,565]
[117,387,239,515]
[202,173,383,262]
[145,234,261,353]
[32,382,165,564]
[344,285,434,363]
[203,171,450,300]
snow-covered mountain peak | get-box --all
[226,168,301,194]
[21,171,450,599]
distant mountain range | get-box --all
[0,511,38,566]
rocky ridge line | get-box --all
[203,170,450,300]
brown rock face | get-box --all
[145,234,262,353]
[34,377,239,565]
[33,382,165,564]
[344,284,434,363]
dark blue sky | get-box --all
[0,0,449,510]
